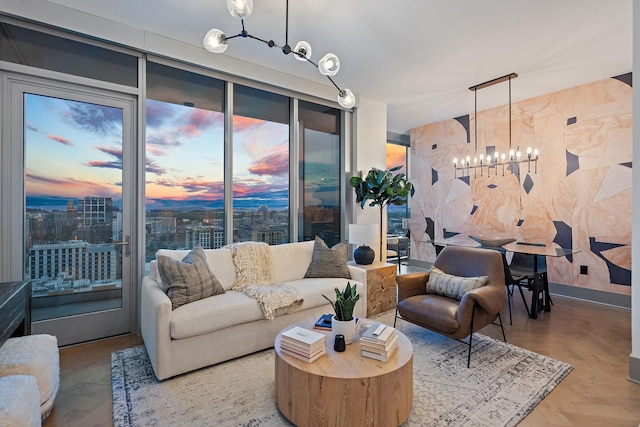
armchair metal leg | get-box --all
[467,305,476,368]
[497,312,507,342]
[394,308,399,327]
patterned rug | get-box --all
[112,313,573,427]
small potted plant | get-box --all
[323,283,360,344]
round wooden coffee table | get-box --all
[274,318,413,427]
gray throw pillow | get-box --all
[157,245,225,310]
[426,266,487,300]
[304,236,351,279]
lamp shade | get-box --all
[293,41,312,61]
[226,0,253,19]
[203,29,228,53]
[338,89,355,108]
[348,224,377,245]
[318,53,340,76]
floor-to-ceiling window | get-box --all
[145,61,225,260]
[0,17,350,344]
[298,100,342,247]
[232,84,290,244]
[386,142,409,236]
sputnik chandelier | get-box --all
[453,73,539,179]
[203,0,356,109]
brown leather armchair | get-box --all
[395,245,507,367]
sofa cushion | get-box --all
[304,236,351,279]
[170,291,264,339]
[155,248,237,291]
[426,266,487,300]
[270,241,315,283]
[158,246,225,309]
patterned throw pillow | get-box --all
[304,236,351,279]
[426,266,488,300]
[157,246,225,309]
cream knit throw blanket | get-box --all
[228,242,275,290]
[242,284,303,320]
[227,242,303,320]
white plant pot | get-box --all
[332,315,356,344]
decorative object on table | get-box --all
[468,235,516,248]
[279,326,326,362]
[348,223,377,265]
[113,311,574,427]
[349,166,415,262]
[333,334,346,352]
[313,313,333,331]
[360,323,398,362]
[322,282,360,344]
[202,0,355,109]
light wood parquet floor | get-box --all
[43,291,640,427]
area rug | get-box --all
[112,313,573,427]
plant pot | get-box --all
[332,315,356,344]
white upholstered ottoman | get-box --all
[0,334,60,421]
[0,375,41,426]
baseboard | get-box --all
[548,282,631,309]
[629,355,640,384]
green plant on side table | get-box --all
[323,283,360,344]
[349,165,415,262]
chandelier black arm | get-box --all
[291,50,345,93]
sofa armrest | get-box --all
[397,272,430,301]
[140,276,173,380]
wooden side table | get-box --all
[348,262,397,317]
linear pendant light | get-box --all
[453,73,539,179]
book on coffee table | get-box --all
[313,314,333,331]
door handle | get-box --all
[113,235,131,257]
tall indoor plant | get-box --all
[349,165,415,262]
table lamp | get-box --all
[348,224,377,265]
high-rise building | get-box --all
[77,196,113,227]
[27,240,117,282]
[184,225,224,249]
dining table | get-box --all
[432,235,580,319]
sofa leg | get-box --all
[393,309,399,327]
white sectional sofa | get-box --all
[141,240,367,380]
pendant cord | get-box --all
[509,75,512,151]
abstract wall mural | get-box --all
[409,74,632,295]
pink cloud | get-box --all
[249,151,289,176]
[47,134,74,146]
[178,109,222,137]
[233,116,265,132]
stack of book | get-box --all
[280,326,326,362]
[360,323,398,362]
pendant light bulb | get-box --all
[338,89,355,108]
[203,29,228,53]
[226,0,253,19]
[293,41,312,61]
[318,53,340,76]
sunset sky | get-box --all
[25,94,291,211]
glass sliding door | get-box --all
[5,77,136,345]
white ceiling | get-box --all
[47,0,632,135]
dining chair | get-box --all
[505,243,550,322]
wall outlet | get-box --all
[580,265,588,275]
